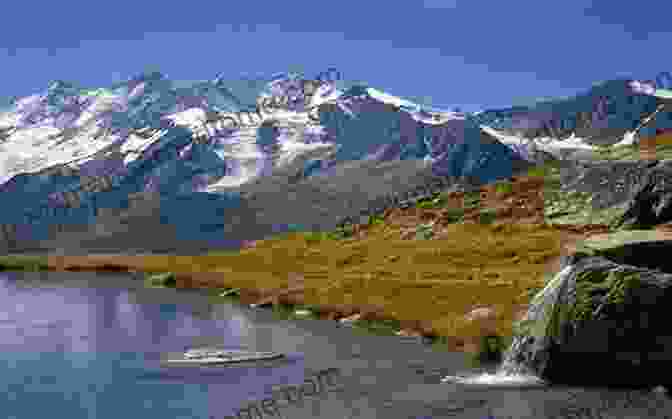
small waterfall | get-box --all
[498,265,575,375]
[442,265,575,387]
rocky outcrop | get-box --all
[558,160,657,211]
[615,160,672,229]
[502,230,672,390]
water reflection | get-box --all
[0,272,305,419]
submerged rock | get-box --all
[462,306,499,339]
[502,231,672,391]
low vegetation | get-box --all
[0,158,627,360]
[0,255,49,271]
[594,141,672,161]
[570,269,642,324]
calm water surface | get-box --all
[0,271,309,419]
[2,271,671,419]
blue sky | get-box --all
[1,0,670,112]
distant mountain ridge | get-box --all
[470,72,672,144]
[0,68,667,252]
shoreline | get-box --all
[0,220,610,359]
[0,162,626,359]
[0,253,474,352]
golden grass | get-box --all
[38,221,565,347]
[0,158,627,355]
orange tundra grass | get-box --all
[44,221,568,351]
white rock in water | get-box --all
[164,347,285,365]
[339,313,362,324]
[652,385,668,394]
[441,373,547,388]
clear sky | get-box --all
[1,0,669,112]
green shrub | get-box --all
[469,334,507,366]
[303,231,328,243]
[478,208,497,225]
[146,272,176,287]
[416,193,447,209]
[416,200,434,209]
[494,182,513,194]
[270,302,299,319]
[415,223,435,240]
[368,215,385,226]
[428,335,453,352]
[217,287,241,297]
[326,225,354,240]
[270,304,319,320]
[0,256,49,271]
[443,208,465,224]
[351,318,402,336]
[526,166,547,178]
[463,191,481,209]
[522,284,545,300]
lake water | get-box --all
[1,271,670,419]
[0,271,313,419]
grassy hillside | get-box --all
[1,155,637,360]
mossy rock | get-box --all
[469,334,509,366]
[578,230,672,255]
[0,255,49,271]
[557,230,672,326]
[146,272,177,287]
[270,303,319,320]
[570,268,642,324]
[350,318,403,336]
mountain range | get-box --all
[0,69,669,253]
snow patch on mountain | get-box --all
[613,131,637,147]
[366,87,420,110]
[481,123,645,162]
[0,69,537,252]
[470,77,672,148]
[481,125,600,161]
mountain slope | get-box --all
[2,68,667,253]
[0,70,534,252]
[470,75,672,145]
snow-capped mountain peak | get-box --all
[9,67,651,250]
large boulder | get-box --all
[502,230,672,390]
[616,160,672,229]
